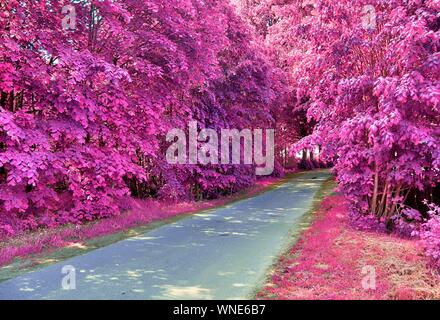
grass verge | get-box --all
[256,192,440,300]
[250,174,337,298]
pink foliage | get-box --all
[420,202,440,268]
[237,0,439,223]
[0,0,289,235]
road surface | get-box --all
[0,170,331,300]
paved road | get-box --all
[0,170,330,300]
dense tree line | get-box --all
[0,0,291,235]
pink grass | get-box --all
[257,195,440,300]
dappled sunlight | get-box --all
[37,258,59,265]
[232,283,248,288]
[127,236,162,242]
[66,243,88,250]
[85,274,111,283]
[194,213,218,218]
[154,285,214,300]
[217,271,235,276]
[131,288,144,293]
[126,270,143,278]
[247,217,278,223]
[202,230,252,237]
[19,287,35,292]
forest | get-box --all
[0,0,439,276]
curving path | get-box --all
[0,170,331,300]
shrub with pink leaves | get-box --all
[420,202,440,268]
[391,208,424,238]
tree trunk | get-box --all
[371,163,379,215]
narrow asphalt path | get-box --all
[0,170,331,300]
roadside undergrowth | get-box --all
[257,194,440,300]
